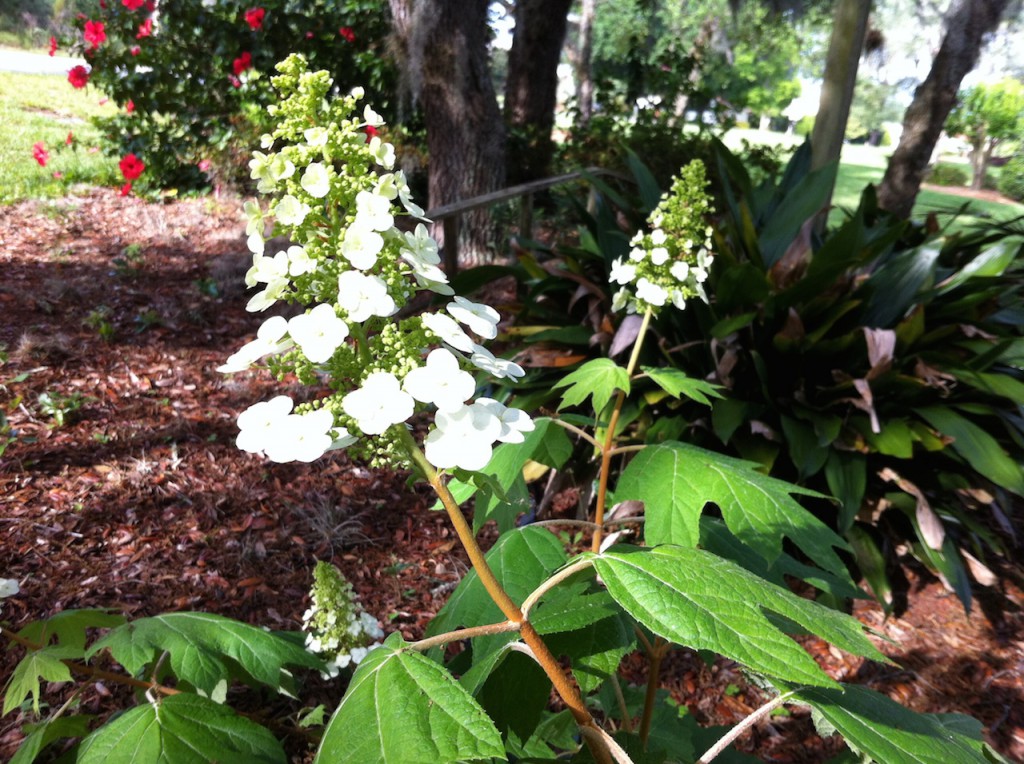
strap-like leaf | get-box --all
[316,633,504,764]
[593,546,886,687]
[76,693,285,764]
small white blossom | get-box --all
[610,258,637,285]
[304,127,329,148]
[396,171,428,220]
[301,162,331,198]
[0,578,18,599]
[421,312,475,353]
[670,261,689,281]
[218,315,293,372]
[469,344,525,380]
[288,245,316,276]
[355,191,394,232]
[629,247,646,262]
[247,230,265,256]
[650,247,670,266]
[288,304,349,363]
[363,104,384,127]
[402,253,453,295]
[236,395,294,454]
[275,195,311,226]
[650,228,667,246]
[424,401,502,470]
[475,397,535,444]
[447,296,500,339]
[402,348,476,412]
[341,224,384,270]
[400,224,440,265]
[264,409,335,463]
[636,278,668,307]
[337,271,396,323]
[342,372,414,434]
[368,136,395,170]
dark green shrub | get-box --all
[926,163,969,187]
[998,155,1024,201]
[58,0,395,192]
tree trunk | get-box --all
[389,0,505,263]
[877,0,1010,218]
[575,0,596,130]
[810,0,871,178]
[504,0,573,185]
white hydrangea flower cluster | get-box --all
[610,160,715,315]
[220,55,532,470]
[302,562,384,678]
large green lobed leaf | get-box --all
[76,693,285,764]
[88,612,324,696]
[316,633,504,764]
[592,545,886,687]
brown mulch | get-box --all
[1,188,1022,762]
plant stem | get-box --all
[593,307,653,553]
[407,621,520,652]
[549,417,603,449]
[696,692,795,763]
[638,637,667,748]
[394,427,613,764]
[520,557,595,618]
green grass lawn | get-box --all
[726,129,1024,234]
[0,71,119,204]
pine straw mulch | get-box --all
[0,188,1022,762]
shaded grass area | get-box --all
[0,71,119,204]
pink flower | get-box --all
[339,27,355,43]
[232,51,252,76]
[84,20,106,50]
[119,153,145,181]
[227,74,242,89]
[130,45,141,56]
[305,31,313,39]
[48,36,57,56]
[53,172,64,179]
[244,7,265,30]
[122,0,145,9]
[32,142,50,167]
[98,97,109,105]
[137,18,153,38]
[198,158,212,172]
[119,182,133,196]
[125,99,135,114]
[68,65,90,89]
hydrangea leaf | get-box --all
[641,366,723,405]
[426,527,567,661]
[17,609,125,652]
[614,441,850,579]
[592,545,886,688]
[316,633,504,764]
[10,714,93,764]
[3,646,76,715]
[552,358,630,414]
[791,684,993,764]
[76,693,285,764]
[87,613,324,696]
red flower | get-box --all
[48,36,57,56]
[137,18,153,38]
[122,0,145,9]
[125,99,135,114]
[68,65,90,89]
[119,182,133,196]
[339,27,355,43]
[119,154,145,181]
[145,0,155,10]
[244,7,265,30]
[232,51,252,76]
[305,31,313,39]
[84,20,106,50]
[364,125,378,142]
[32,142,50,167]
[130,45,141,56]
[66,131,74,145]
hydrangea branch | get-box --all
[406,621,521,653]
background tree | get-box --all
[945,78,1024,189]
[503,0,574,185]
[877,0,1012,217]
[389,0,505,260]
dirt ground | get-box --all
[1,188,1022,762]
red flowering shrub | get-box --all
[57,0,394,191]
[119,153,145,180]
[32,142,50,167]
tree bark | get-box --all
[388,0,506,263]
[504,0,573,185]
[575,0,596,130]
[877,0,1010,218]
[810,0,871,177]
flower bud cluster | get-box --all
[302,562,383,677]
[610,160,715,315]
[221,55,532,470]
